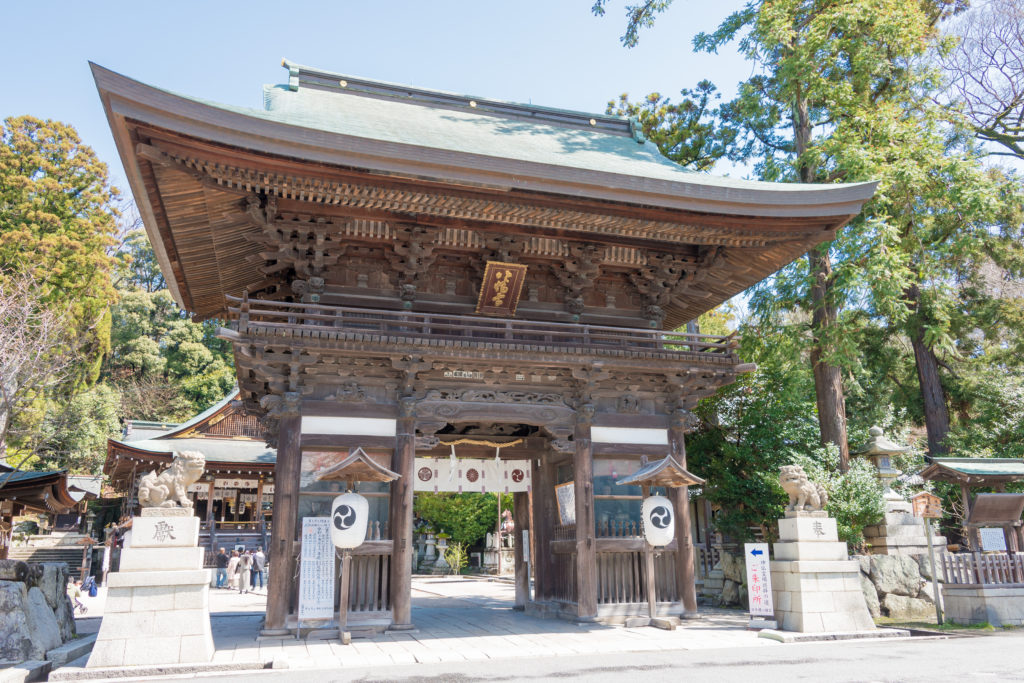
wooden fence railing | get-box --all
[290,540,394,619]
[549,550,578,604]
[941,552,1024,586]
[596,549,678,605]
[226,295,739,360]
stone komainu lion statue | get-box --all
[137,451,206,508]
[779,464,828,512]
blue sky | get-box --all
[0,1,750,194]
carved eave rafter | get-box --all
[119,126,844,326]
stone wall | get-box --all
[944,585,1024,626]
[0,560,76,662]
[701,550,748,608]
[853,554,942,620]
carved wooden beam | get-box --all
[551,244,603,317]
[385,225,440,306]
[629,246,727,326]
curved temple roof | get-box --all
[91,61,877,322]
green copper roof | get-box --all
[157,59,864,197]
[926,458,1024,477]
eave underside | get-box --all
[125,123,847,327]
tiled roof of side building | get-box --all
[110,437,276,465]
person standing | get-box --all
[238,550,253,594]
[215,547,229,589]
[227,550,240,590]
[251,547,266,591]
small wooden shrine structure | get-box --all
[0,466,81,560]
[93,60,875,632]
[919,457,1024,551]
[105,390,275,552]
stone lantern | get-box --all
[854,426,945,556]
[854,426,909,511]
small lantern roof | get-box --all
[315,447,400,483]
[854,426,909,457]
[615,454,704,489]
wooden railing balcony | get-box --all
[226,295,740,363]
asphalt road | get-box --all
[182,630,1024,683]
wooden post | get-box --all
[264,398,302,635]
[0,511,11,561]
[641,484,656,620]
[703,498,714,576]
[960,483,979,551]
[531,454,551,600]
[574,405,597,621]
[337,550,352,645]
[924,518,943,625]
[206,480,217,553]
[388,397,416,630]
[670,411,698,618]
[256,478,264,522]
[513,491,530,609]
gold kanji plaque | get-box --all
[475,261,528,317]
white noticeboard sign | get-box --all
[980,527,1008,552]
[744,542,774,618]
[298,517,335,621]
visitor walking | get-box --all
[238,550,253,594]
[251,546,266,590]
[215,547,229,589]
[227,549,240,590]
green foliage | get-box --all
[596,0,1024,468]
[104,231,234,421]
[413,492,511,547]
[605,81,732,171]
[0,116,119,387]
[443,541,469,574]
[794,445,885,551]
[687,325,819,542]
[37,383,122,474]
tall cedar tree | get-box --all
[0,116,119,386]
[593,0,1024,459]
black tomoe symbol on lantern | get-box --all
[333,504,356,531]
[649,505,671,529]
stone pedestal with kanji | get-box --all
[770,512,876,633]
[87,508,214,667]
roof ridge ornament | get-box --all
[282,59,299,91]
[629,117,646,144]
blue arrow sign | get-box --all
[750,548,764,557]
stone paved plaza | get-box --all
[211,578,779,669]
[69,575,783,673]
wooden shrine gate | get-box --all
[94,59,874,635]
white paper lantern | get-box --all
[641,496,675,547]
[330,492,369,549]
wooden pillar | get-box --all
[960,483,979,551]
[0,512,11,561]
[574,405,597,620]
[388,397,417,630]
[531,455,550,600]
[206,480,217,552]
[513,491,531,609]
[670,410,698,617]
[264,398,302,634]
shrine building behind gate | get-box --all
[93,60,875,632]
